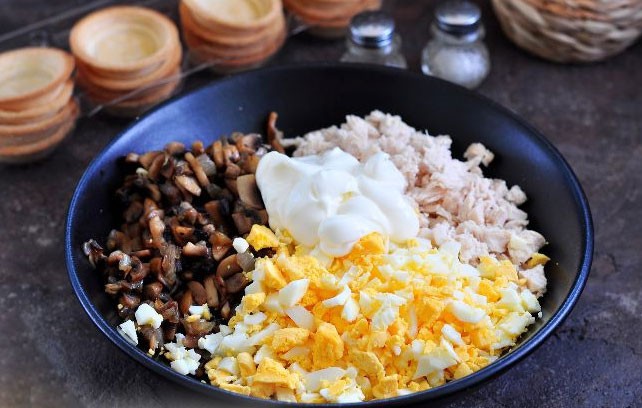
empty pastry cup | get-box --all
[188,26,286,73]
[182,0,282,36]
[0,47,75,111]
[179,1,284,47]
[0,105,78,164]
[0,98,78,148]
[70,6,179,79]
[284,0,381,38]
[76,44,182,92]
[0,79,74,125]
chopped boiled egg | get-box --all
[200,229,542,403]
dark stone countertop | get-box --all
[0,1,640,407]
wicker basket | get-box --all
[491,0,642,63]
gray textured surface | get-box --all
[0,1,641,407]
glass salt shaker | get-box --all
[340,11,407,69]
[421,0,490,89]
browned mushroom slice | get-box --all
[184,152,210,188]
[82,239,106,268]
[232,213,253,235]
[107,250,133,273]
[159,182,182,206]
[130,249,152,259]
[216,254,242,279]
[148,214,166,249]
[171,223,195,245]
[236,133,262,155]
[205,182,234,201]
[203,275,219,308]
[192,140,205,156]
[212,140,225,169]
[163,322,178,342]
[209,230,233,261]
[267,111,285,153]
[225,272,249,294]
[123,201,144,223]
[129,258,149,282]
[139,325,164,353]
[165,141,185,156]
[146,183,162,203]
[236,174,264,209]
[224,162,242,180]
[139,151,163,169]
[107,230,131,252]
[119,292,141,309]
[197,154,217,178]
[240,154,260,174]
[237,251,256,272]
[220,301,231,320]
[143,282,164,300]
[174,159,194,177]
[223,142,240,164]
[156,300,180,324]
[147,153,166,181]
[187,281,208,305]
[160,155,175,179]
[204,200,230,227]
[143,197,159,218]
[178,202,199,225]
[175,175,202,196]
[182,318,216,337]
[179,289,193,315]
[160,244,180,287]
[225,179,238,197]
[183,242,209,257]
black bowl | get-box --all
[66,64,593,407]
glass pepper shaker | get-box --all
[340,11,407,69]
[421,0,490,89]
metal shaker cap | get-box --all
[435,0,481,36]
[349,11,395,48]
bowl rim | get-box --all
[65,62,593,407]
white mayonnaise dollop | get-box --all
[255,148,419,257]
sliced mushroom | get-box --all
[184,152,210,188]
[267,111,285,153]
[178,202,198,225]
[191,140,205,156]
[236,174,264,209]
[179,289,193,315]
[212,140,225,168]
[119,292,141,309]
[139,325,163,353]
[216,254,242,279]
[183,242,209,257]
[203,275,219,308]
[225,272,249,294]
[139,151,162,169]
[197,154,217,178]
[175,175,202,196]
[209,230,233,261]
[187,281,208,305]
[143,282,164,300]
[235,133,262,155]
[165,141,185,156]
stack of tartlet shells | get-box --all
[0,47,78,164]
[180,0,287,74]
[284,0,382,38]
[70,6,182,117]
